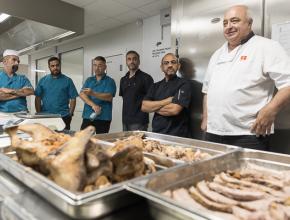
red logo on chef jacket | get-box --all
[240,55,247,61]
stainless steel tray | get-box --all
[0,145,183,219]
[127,149,290,220]
[94,131,238,158]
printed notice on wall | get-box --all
[152,47,171,58]
[272,22,290,56]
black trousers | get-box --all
[122,123,148,131]
[81,119,111,134]
[62,115,72,130]
[205,132,270,151]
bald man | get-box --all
[142,53,192,137]
[0,49,34,113]
[202,5,290,150]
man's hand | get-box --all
[0,88,16,94]
[82,88,93,96]
[251,105,277,136]
[92,105,102,114]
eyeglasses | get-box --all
[162,60,178,65]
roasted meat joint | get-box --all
[163,164,290,219]
[5,124,157,192]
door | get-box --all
[60,48,84,131]
[105,54,124,133]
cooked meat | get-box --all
[220,172,285,198]
[111,145,145,182]
[143,140,211,162]
[6,124,157,192]
[172,188,206,210]
[6,124,70,170]
[242,176,284,191]
[47,126,95,191]
[110,135,144,155]
[208,182,265,201]
[232,206,268,220]
[239,198,281,212]
[189,186,233,213]
[161,189,172,198]
[113,135,211,162]
[196,180,238,205]
[166,164,290,219]
[143,157,157,174]
[85,142,113,185]
[269,202,290,220]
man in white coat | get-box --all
[201,5,290,150]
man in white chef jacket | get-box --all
[201,5,290,150]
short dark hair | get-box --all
[179,57,193,73]
[126,50,140,60]
[94,56,106,63]
[48,56,60,65]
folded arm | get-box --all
[0,87,34,101]
[82,88,112,102]
[157,103,183,116]
[141,97,173,113]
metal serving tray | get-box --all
[127,149,290,220]
[94,131,239,159]
[0,144,183,219]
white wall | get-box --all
[28,14,171,132]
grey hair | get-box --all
[245,6,253,25]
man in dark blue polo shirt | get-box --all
[35,57,78,130]
[80,56,116,134]
[120,51,153,131]
[0,49,34,113]
[142,53,192,137]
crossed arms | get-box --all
[141,97,183,116]
[0,87,34,101]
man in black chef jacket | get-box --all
[119,50,153,131]
[142,53,192,137]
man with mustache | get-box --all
[0,49,34,113]
[120,50,153,131]
[201,5,290,150]
[142,53,192,137]
[35,57,78,130]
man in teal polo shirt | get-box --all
[35,57,78,130]
[80,56,116,133]
[0,49,34,112]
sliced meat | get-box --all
[220,172,285,198]
[269,202,290,220]
[172,188,238,220]
[208,182,265,201]
[172,188,205,210]
[196,181,238,205]
[232,206,270,220]
[243,176,284,191]
[161,190,172,198]
[189,186,232,213]
[239,198,282,212]
[242,163,284,181]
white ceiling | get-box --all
[61,0,171,36]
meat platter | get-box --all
[0,125,185,219]
[127,149,290,220]
[94,131,238,162]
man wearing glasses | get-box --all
[142,53,192,137]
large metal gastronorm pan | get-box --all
[0,146,183,219]
[94,131,239,157]
[127,149,290,220]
